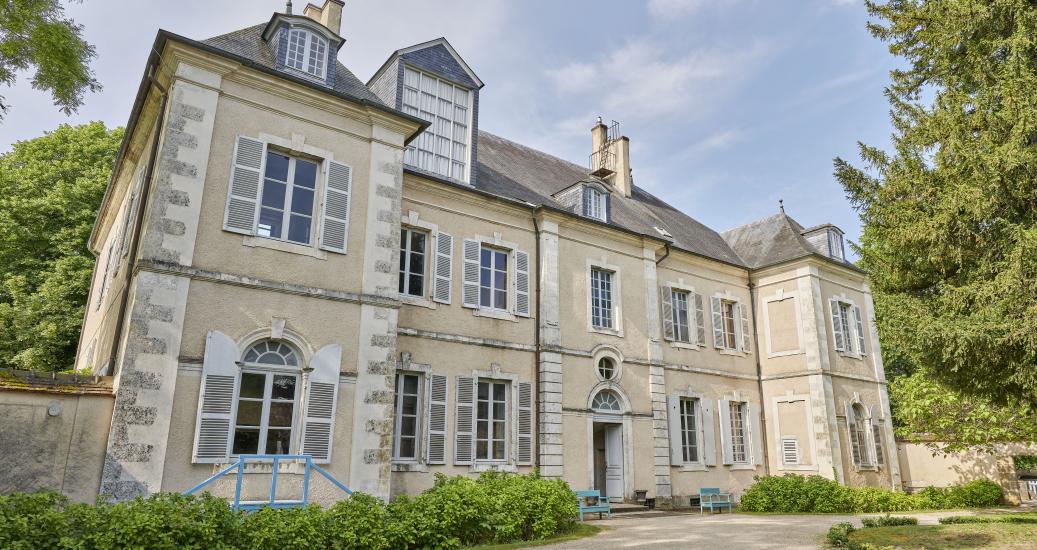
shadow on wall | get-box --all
[897,440,1037,504]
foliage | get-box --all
[0,472,578,549]
[739,475,1002,514]
[1012,455,1037,471]
[861,515,918,528]
[939,513,1037,525]
[827,522,857,547]
[0,122,122,372]
[0,0,100,120]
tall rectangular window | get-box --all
[679,398,699,463]
[838,302,854,351]
[476,380,508,461]
[672,290,690,343]
[479,247,508,310]
[722,300,738,349]
[591,269,614,329]
[399,228,427,297]
[258,151,318,245]
[729,401,748,463]
[232,371,299,456]
[401,67,471,182]
[392,373,422,461]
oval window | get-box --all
[598,357,615,380]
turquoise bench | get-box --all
[576,489,613,520]
[699,487,733,514]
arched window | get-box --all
[849,403,870,466]
[597,357,615,380]
[233,340,301,456]
[285,28,328,78]
[592,390,622,413]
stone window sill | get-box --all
[778,464,818,472]
[400,294,436,309]
[391,462,429,473]
[677,463,708,472]
[589,326,623,338]
[473,308,518,322]
[726,463,758,471]
[669,341,701,351]
[242,235,328,260]
[718,348,747,357]
[469,463,518,473]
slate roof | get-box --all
[202,24,385,105]
[721,212,863,272]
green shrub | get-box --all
[938,514,1037,525]
[826,522,856,547]
[860,515,918,527]
[946,479,1003,508]
[325,492,391,550]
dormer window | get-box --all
[286,28,328,79]
[401,66,472,183]
[828,230,845,261]
[585,187,606,221]
[553,182,611,223]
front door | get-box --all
[603,424,624,502]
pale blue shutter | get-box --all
[426,374,448,464]
[514,250,531,317]
[320,161,352,253]
[223,136,265,235]
[462,240,480,308]
[454,376,475,464]
[517,382,533,465]
[433,232,453,304]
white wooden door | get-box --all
[604,424,624,502]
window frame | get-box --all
[849,403,872,467]
[671,289,691,343]
[590,268,615,330]
[586,187,607,221]
[230,342,303,458]
[679,397,701,463]
[475,379,509,462]
[256,150,319,246]
[401,65,472,183]
[399,227,429,298]
[478,245,509,312]
[728,401,749,464]
[392,372,424,462]
[285,27,328,79]
[721,300,738,350]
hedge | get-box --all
[0,471,577,550]
[739,474,1002,513]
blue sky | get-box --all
[0,0,897,256]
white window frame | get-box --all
[590,268,614,330]
[671,289,691,344]
[392,372,424,462]
[728,400,749,464]
[721,299,739,350]
[285,27,328,79]
[399,227,429,299]
[479,245,510,312]
[230,342,303,457]
[586,187,607,221]
[830,295,866,359]
[679,397,701,463]
[475,379,509,463]
[828,229,845,260]
[257,150,319,246]
[849,403,872,467]
[401,65,472,183]
[587,259,623,336]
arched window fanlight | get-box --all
[592,390,622,412]
[243,340,298,367]
[597,357,615,380]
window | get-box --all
[679,398,699,463]
[476,380,508,461]
[393,373,422,461]
[592,390,622,412]
[597,357,615,380]
[671,290,691,343]
[479,247,508,310]
[729,401,749,463]
[399,228,428,297]
[828,230,844,260]
[401,67,471,182]
[849,403,870,466]
[585,187,607,221]
[782,437,800,465]
[591,269,614,329]
[285,28,328,78]
[835,302,853,352]
[258,151,318,245]
[873,424,884,466]
[721,300,738,349]
[232,341,300,456]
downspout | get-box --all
[655,243,671,265]
[749,281,771,473]
[105,59,169,375]
[532,211,542,469]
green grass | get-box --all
[849,522,1037,549]
[466,524,603,550]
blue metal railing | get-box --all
[184,454,352,512]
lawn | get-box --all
[849,523,1037,549]
[468,523,602,550]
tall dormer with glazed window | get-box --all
[264,1,345,87]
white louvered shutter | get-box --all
[694,292,706,345]
[661,286,674,341]
[192,331,240,463]
[749,402,764,465]
[301,344,341,463]
[454,376,475,464]
[667,395,682,466]
[718,399,733,465]
[223,136,265,234]
[854,305,867,355]
[433,232,453,304]
[845,402,858,465]
[710,296,724,348]
[515,250,531,317]
[320,161,352,253]
[830,300,845,352]
[701,398,717,466]
[425,374,448,464]
[782,438,800,465]
[462,240,480,308]
[739,301,752,352]
[870,404,884,466]
[121,168,144,258]
[517,381,533,465]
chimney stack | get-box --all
[303,0,343,35]
[590,118,633,198]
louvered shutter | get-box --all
[830,300,845,352]
[454,376,475,464]
[517,381,533,465]
[223,136,265,234]
[462,240,480,308]
[854,305,867,355]
[718,399,733,465]
[749,402,764,465]
[121,168,145,258]
[694,292,706,345]
[433,232,453,304]
[581,186,592,216]
[781,438,800,465]
[192,331,240,463]
[515,250,531,317]
[667,395,683,465]
[301,344,341,463]
[320,161,352,253]
[710,296,725,348]
[702,399,717,466]
[425,374,448,464]
[739,301,752,352]
[845,402,858,465]
[661,286,675,341]
[870,404,884,466]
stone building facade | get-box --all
[73,1,899,506]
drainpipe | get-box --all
[532,211,542,470]
[749,281,771,473]
[105,59,169,376]
[654,243,671,265]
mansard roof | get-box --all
[721,212,863,272]
[370,37,484,89]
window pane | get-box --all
[232,429,260,455]
[258,207,283,238]
[494,290,507,310]
[477,382,489,400]
[294,160,317,188]
[480,287,491,307]
[476,420,488,439]
[265,152,289,182]
[402,394,418,416]
[476,440,487,459]
[235,400,262,426]
[399,438,415,458]
[454,87,468,107]
[495,251,507,269]
[287,214,311,244]
[265,429,292,454]
[291,187,314,216]
[239,373,265,398]
[271,375,296,400]
[492,420,505,439]
[401,415,417,437]
[268,402,294,427]
[408,274,423,296]
[493,383,506,401]
[409,250,424,276]
[493,444,504,460]
[261,180,286,208]
[410,232,426,254]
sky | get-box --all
[0,0,899,257]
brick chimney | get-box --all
[591,118,633,198]
[303,0,343,35]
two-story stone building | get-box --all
[75,1,900,505]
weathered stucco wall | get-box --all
[898,441,1037,504]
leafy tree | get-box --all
[0,122,122,371]
[835,0,1037,408]
[0,0,100,120]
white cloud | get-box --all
[681,128,744,158]
[647,0,741,19]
